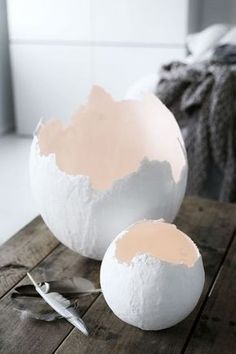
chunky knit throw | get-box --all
[156,61,236,202]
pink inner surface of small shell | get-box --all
[115,221,199,267]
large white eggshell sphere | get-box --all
[100,221,205,330]
[30,86,188,260]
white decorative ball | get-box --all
[100,220,205,330]
[30,86,188,260]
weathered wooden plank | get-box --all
[184,233,236,354]
[0,244,100,354]
[55,197,236,354]
[0,216,59,298]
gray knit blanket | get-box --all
[156,61,236,202]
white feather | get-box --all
[27,273,89,335]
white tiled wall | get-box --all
[91,0,189,44]
[7,0,91,41]
[7,0,189,44]
[10,44,92,134]
[7,0,193,135]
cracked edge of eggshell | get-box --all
[112,220,202,268]
[33,124,186,197]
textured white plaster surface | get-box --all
[30,135,187,259]
[100,231,205,330]
[30,91,188,260]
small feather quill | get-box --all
[27,272,89,335]
[15,276,100,298]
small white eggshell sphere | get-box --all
[30,86,188,260]
[100,221,205,330]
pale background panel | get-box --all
[91,0,189,44]
[10,44,92,134]
[92,46,185,98]
[7,0,192,135]
[7,0,91,41]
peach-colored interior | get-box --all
[115,221,198,267]
[37,86,185,190]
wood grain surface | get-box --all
[0,197,235,354]
[185,234,236,354]
[0,216,58,298]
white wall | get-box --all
[7,0,191,134]
[0,0,14,134]
[5,0,236,135]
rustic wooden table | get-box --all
[0,197,235,354]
